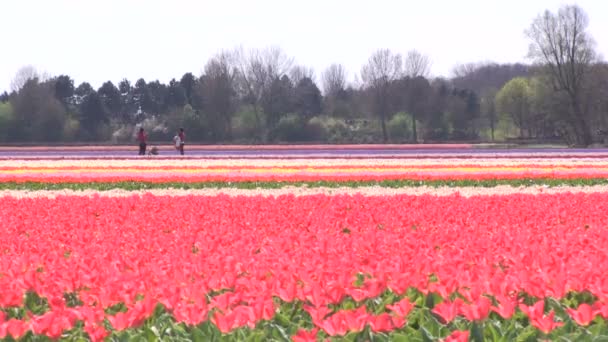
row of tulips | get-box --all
[2,192,608,340]
[3,157,608,168]
[1,150,607,160]
[3,164,608,183]
[5,163,608,170]
[1,288,607,341]
[0,153,608,167]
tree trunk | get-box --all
[380,112,388,143]
[411,113,418,143]
[252,103,264,142]
[490,116,495,142]
[575,118,593,146]
[224,115,233,141]
[571,97,593,146]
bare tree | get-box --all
[204,50,237,77]
[11,65,47,92]
[404,50,432,78]
[451,62,485,79]
[201,50,238,141]
[526,4,597,146]
[450,62,529,92]
[233,46,294,139]
[290,65,315,85]
[321,64,347,96]
[361,49,403,142]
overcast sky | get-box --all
[1,0,607,93]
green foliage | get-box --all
[78,91,109,141]
[3,178,608,191]
[140,116,170,141]
[3,289,608,341]
[0,102,13,142]
[98,81,122,117]
[317,117,383,144]
[388,112,413,142]
[9,79,68,142]
[53,75,75,104]
[110,122,135,144]
[1,56,604,144]
[293,77,322,118]
[272,113,306,142]
[320,116,349,143]
[495,77,533,137]
[305,116,327,142]
[422,112,449,141]
[167,105,208,141]
[232,106,262,143]
[62,116,80,142]
[446,89,480,140]
[263,76,294,130]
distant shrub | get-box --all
[232,107,260,142]
[272,114,304,142]
[388,112,412,142]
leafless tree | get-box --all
[321,64,347,96]
[451,62,529,92]
[451,62,484,79]
[232,46,294,138]
[11,65,48,92]
[361,49,403,142]
[204,51,235,76]
[404,50,432,78]
[526,4,597,146]
[201,50,238,141]
[290,65,315,85]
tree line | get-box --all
[1,4,606,146]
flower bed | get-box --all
[1,153,608,341]
[2,158,608,185]
[1,192,608,340]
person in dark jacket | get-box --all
[136,128,147,155]
[178,128,186,155]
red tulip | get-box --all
[386,298,414,317]
[460,296,491,321]
[292,328,318,342]
[567,303,595,326]
[519,301,545,321]
[1,189,608,337]
[529,310,563,334]
[593,301,608,319]
[491,295,517,319]
[433,299,463,324]
[443,330,470,342]
[0,319,29,340]
[107,311,130,331]
[319,307,368,336]
[368,313,396,332]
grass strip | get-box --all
[0,178,607,191]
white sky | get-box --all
[1,0,607,92]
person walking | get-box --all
[178,128,186,155]
[137,127,147,155]
[172,133,181,153]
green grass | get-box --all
[1,178,607,191]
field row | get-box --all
[3,161,608,184]
[3,157,608,168]
[2,150,608,161]
[1,192,608,340]
[1,184,608,199]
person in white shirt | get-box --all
[173,134,182,153]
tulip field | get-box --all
[2,147,608,341]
